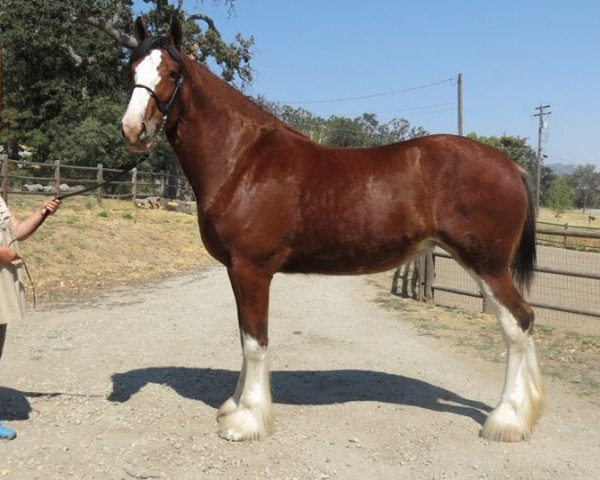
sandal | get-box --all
[0,421,16,440]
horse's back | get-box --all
[279,133,528,274]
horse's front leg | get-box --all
[217,259,273,441]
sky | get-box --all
[137,1,600,168]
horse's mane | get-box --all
[129,35,309,140]
[189,59,309,139]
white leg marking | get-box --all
[217,333,273,441]
[476,279,544,442]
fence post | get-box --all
[96,163,103,199]
[416,254,426,301]
[391,266,401,295]
[414,251,435,302]
[1,157,9,201]
[160,171,167,198]
[185,178,192,200]
[131,168,137,201]
[54,160,61,196]
[175,176,182,200]
[424,250,434,302]
[482,296,493,314]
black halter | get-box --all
[132,73,183,116]
[130,37,184,119]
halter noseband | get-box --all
[132,74,183,116]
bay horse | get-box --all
[121,17,544,443]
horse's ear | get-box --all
[134,16,147,44]
[169,16,183,49]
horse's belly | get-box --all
[281,238,431,275]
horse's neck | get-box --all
[169,62,271,210]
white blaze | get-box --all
[121,50,164,139]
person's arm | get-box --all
[10,198,62,241]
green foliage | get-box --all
[546,176,573,218]
[0,1,127,149]
[467,133,536,170]
[0,0,252,168]
[468,133,555,203]
[565,164,600,212]
[139,0,253,86]
[258,97,428,148]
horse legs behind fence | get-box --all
[469,269,544,442]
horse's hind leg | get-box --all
[217,259,273,441]
[471,269,544,442]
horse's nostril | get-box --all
[140,122,147,138]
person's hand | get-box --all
[40,198,62,216]
[0,246,20,265]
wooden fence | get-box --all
[392,226,600,321]
[0,158,193,202]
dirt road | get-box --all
[1,267,598,479]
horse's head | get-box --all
[121,17,184,152]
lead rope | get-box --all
[7,156,149,309]
[8,152,156,310]
[7,153,152,309]
[7,112,168,309]
[6,65,183,309]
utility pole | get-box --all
[457,73,463,136]
[533,104,551,216]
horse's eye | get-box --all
[169,71,180,80]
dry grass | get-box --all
[537,207,600,251]
[8,195,216,303]
[538,207,599,228]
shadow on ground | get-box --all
[107,367,491,426]
[0,387,32,421]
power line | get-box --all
[338,102,456,119]
[278,77,455,105]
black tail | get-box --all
[511,172,537,292]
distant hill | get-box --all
[547,162,577,175]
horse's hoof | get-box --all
[216,403,273,442]
[480,423,527,442]
[480,404,532,442]
[217,428,245,442]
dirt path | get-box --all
[1,267,598,479]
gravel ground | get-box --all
[1,267,598,479]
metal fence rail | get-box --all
[392,227,600,328]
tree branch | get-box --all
[78,14,137,48]
[188,13,221,36]
[62,44,83,66]
[61,44,95,67]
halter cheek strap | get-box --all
[132,74,183,116]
